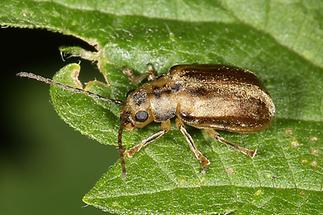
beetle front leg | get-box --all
[176,118,210,170]
[122,63,157,84]
[125,120,170,158]
[203,128,257,157]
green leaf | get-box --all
[2,0,322,214]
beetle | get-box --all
[17,64,275,176]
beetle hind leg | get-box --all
[176,119,210,170]
[204,128,257,157]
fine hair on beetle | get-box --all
[17,64,275,177]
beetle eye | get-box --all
[135,111,149,122]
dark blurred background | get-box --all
[0,28,118,215]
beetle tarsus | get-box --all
[198,153,211,170]
[146,63,157,81]
[125,144,142,158]
[125,130,167,158]
[178,121,210,170]
[122,67,147,84]
[237,147,257,158]
[122,63,157,84]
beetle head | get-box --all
[117,88,154,176]
[120,88,154,131]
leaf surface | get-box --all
[2,0,322,214]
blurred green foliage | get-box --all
[0,29,117,215]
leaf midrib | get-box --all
[85,184,321,200]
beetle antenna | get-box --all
[17,72,123,105]
[118,122,127,177]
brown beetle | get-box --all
[17,64,275,176]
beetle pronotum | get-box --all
[17,64,275,176]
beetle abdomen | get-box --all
[169,65,275,133]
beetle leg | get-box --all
[204,128,257,157]
[122,63,157,84]
[125,130,166,157]
[125,120,171,158]
[145,63,157,81]
[176,119,210,169]
[122,67,147,84]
